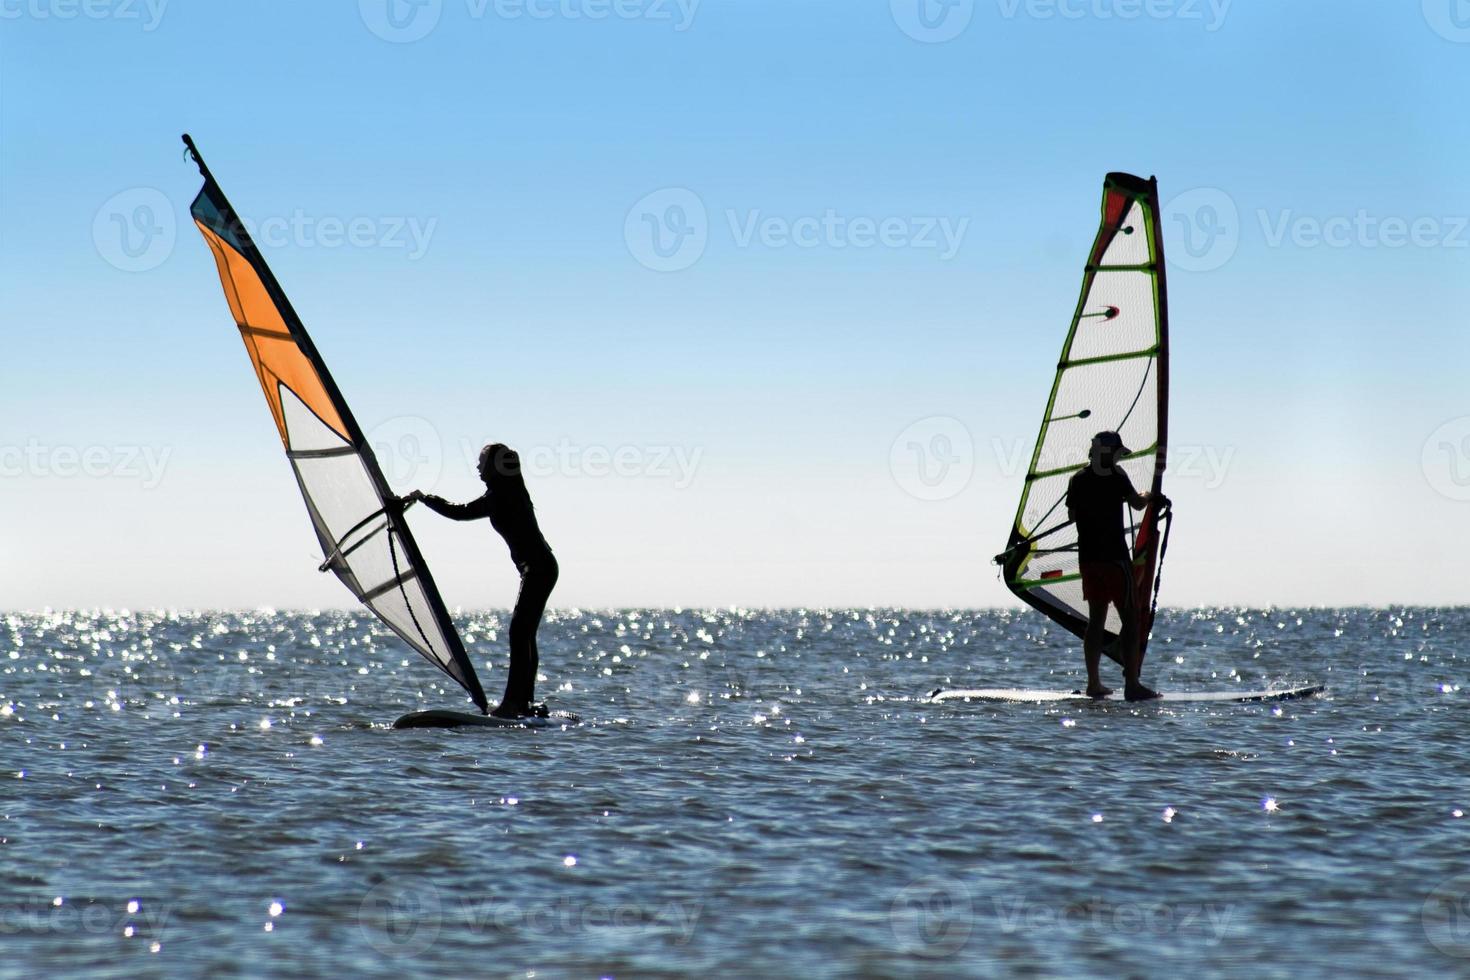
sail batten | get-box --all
[998,173,1171,662]
[182,135,489,713]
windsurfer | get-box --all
[1066,431,1166,701]
[400,444,557,719]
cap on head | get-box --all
[1092,431,1130,456]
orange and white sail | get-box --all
[183,135,488,713]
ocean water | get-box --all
[1,607,1467,978]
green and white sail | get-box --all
[996,172,1171,660]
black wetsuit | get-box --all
[421,489,556,711]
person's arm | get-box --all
[1121,473,1168,511]
[413,491,492,521]
[1118,471,1148,510]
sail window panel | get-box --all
[1016,524,1079,582]
[1048,358,1159,464]
[1097,201,1151,266]
[1116,454,1157,498]
[1038,577,1121,633]
[370,574,456,672]
[393,565,453,661]
[1019,470,1074,542]
[291,454,382,547]
[1034,580,1123,635]
[1065,271,1158,362]
[280,382,353,454]
[340,528,400,602]
[369,592,431,665]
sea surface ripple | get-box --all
[1,607,1467,978]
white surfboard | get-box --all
[926,685,1323,704]
[393,708,581,730]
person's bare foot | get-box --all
[1124,681,1160,702]
[1085,683,1114,699]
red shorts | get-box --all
[1080,560,1131,606]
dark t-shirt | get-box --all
[1066,467,1137,563]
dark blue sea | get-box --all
[2,608,1467,978]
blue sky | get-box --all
[3,1,1470,609]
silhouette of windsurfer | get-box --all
[399,444,556,719]
[1066,431,1166,701]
